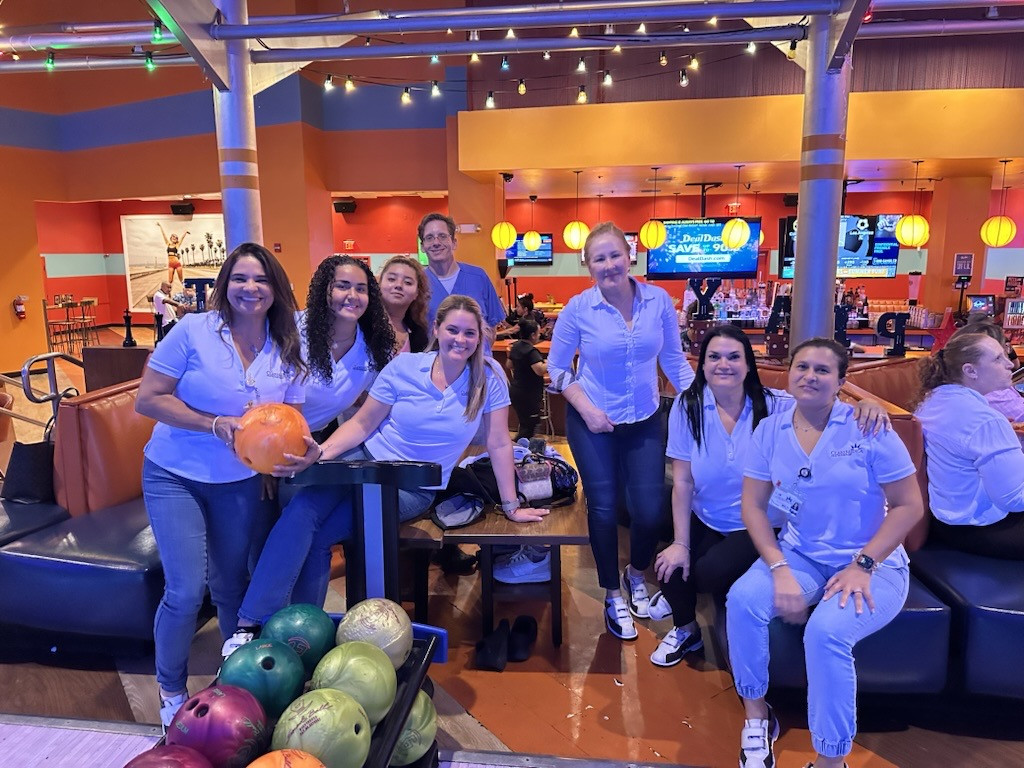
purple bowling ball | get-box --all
[124,744,214,767]
[165,684,268,768]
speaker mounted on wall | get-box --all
[170,201,195,216]
[782,193,799,208]
[333,197,357,214]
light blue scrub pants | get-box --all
[726,545,909,759]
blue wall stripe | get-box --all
[43,252,125,277]
[0,72,469,151]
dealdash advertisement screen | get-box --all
[780,214,901,279]
[645,218,760,280]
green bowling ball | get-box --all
[262,603,336,678]
[390,689,437,766]
[219,640,305,720]
[272,688,371,768]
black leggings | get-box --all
[931,513,1024,560]
[657,516,769,627]
[509,386,542,441]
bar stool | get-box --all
[77,298,101,348]
[538,389,555,436]
[43,299,76,354]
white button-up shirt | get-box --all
[547,279,694,425]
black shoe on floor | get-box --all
[508,615,538,662]
[474,619,510,671]
[432,542,478,575]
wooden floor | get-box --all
[2,344,1024,766]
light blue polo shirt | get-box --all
[916,384,1024,526]
[298,312,377,432]
[745,400,915,569]
[667,386,791,532]
[144,311,305,483]
[547,279,694,425]
[365,352,511,488]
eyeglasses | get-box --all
[421,233,452,244]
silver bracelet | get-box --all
[768,558,790,571]
[672,540,690,549]
[314,444,324,463]
[211,415,223,439]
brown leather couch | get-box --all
[845,356,923,412]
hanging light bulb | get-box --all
[364,37,371,46]
[345,74,355,92]
[612,44,622,53]
[709,16,718,26]
[431,80,441,97]
[446,27,453,35]
[11,51,21,61]
[543,50,551,60]
[659,50,668,67]
[323,74,334,91]
[430,54,440,64]
[722,165,751,250]
[576,57,587,73]
[746,42,757,54]
[787,40,798,60]
[678,71,689,87]
[689,56,700,71]
[491,173,518,250]
[401,87,412,105]
[523,195,542,251]
[506,28,516,39]
[500,55,510,71]
[683,24,690,33]
[469,52,480,63]
[45,52,55,70]
[636,22,647,34]
[569,27,580,38]
[981,160,1018,248]
[603,70,613,87]
[577,85,588,104]
[563,171,590,250]
[895,160,930,249]
[145,52,156,71]
[152,20,164,42]
[640,167,668,250]
[604,24,615,35]
[517,78,527,95]
[485,91,496,109]
[469,30,480,42]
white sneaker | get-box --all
[494,546,551,584]
[620,567,650,618]
[650,626,704,667]
[159,691,188,730]
[739,705,780,768]
[647,589,673,621]
[604,596,638,640]
[220,629,254,659]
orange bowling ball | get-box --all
[234,403,311,474]
[247,750,326,768]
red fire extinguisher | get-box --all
[13,295,27,319]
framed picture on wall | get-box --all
[121,214,226,312]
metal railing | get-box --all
[18,352,83,421]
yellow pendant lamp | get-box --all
[563,170,590,250]
[895,160,930,249]
[981,160,1018,248]
[523,195,541,251]
[491,172,518,250]
[639,166,667,249]
[721,164,750,250]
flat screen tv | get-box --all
[505,233,554,265]
[779,214,901,279]
[579,232,640,264]
[967,294,996,316]
[645,217,761,280]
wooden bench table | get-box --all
[441,498,590,646]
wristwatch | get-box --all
[500,499,521,516]
[852,551,878,573]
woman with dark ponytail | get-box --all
[916,332,1024,559]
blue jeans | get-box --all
[143,459,274,693]
[726,546,909,759]
[566,405,668,590]
[238,445,436,625]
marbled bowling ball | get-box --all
[261,603,336,678]
[166,685,268,768]
[219,640,306,720]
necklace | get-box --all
[331,331,357,351]
[793,412,827,432]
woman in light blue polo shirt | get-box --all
[727,338,923,768]
[224,295,549,645]
[547,221,693,641]
[136,242,305,728]
[916,331,1024,559]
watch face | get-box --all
[856,554,876,570]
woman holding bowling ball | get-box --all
[223,295,549,655]
[136,242,305,728]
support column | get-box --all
[921,177,991,314]
[213,0,262,250]
[445,116,501,284]
[790,14,852,347]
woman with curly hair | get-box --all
[379,254,431,353]
[223,255,394,652]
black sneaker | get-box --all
[604,596,638,640]
[650,626,704,667]
[739,704,780,768]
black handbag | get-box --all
[1,418,56,505]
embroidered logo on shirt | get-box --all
[830,441,865,458]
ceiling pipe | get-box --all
[0,30,177,53]
[213,1,837,40]
[859,18,1024,37]
[872,0,1024,9]
[250,24,808,64]
[0,54,194,73]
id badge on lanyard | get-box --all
[769,481,804,522]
